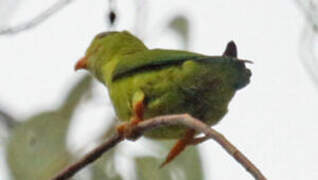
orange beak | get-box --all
[75,56,88,71]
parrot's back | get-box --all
[108,49,241,139]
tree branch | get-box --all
[0,0,73,35]
[53,133,123,180]
[52,114,266,180]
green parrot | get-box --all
[75,30,251,166]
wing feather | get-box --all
[112,49,207,80]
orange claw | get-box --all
[132,98,144,123]
[160,129,196,168]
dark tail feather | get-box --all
[223,41,237,58]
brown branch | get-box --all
[52,114,266,180]
[53,134,124,180]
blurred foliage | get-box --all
[0,0,73,35]
[91,149,122,180]
[0,109,17,130]
[0,110,15,146]
[168,15,190,49]
[6,75,92,180]
[296,0,318,86]
[135,141,203,180]
[90,121,123,180]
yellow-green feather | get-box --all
[107,57,236,139]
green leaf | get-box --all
[168,15,190,49]
[91,119,123,180]
[6,75,92,180]
[7,112,74,180]
[135,140,204,180]
[135,156,171,180]
[91,148,122,180]
[0,108,17,144]
[59,75,93,117]
[0,108,17,130]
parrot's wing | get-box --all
[112,49,207,80]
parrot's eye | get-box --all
[96,31,115,39]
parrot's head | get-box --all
[220,41,252,90]
[74,31,147,82]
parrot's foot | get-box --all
[116,96,144,140]
[116,118,142,141]
[160,129,210,168]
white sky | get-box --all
[1,0,318,179]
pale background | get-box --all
[1,0,318,179]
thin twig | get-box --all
[53,134,123,180]
[52,114,266,180]
[0,0,73,35]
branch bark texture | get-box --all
[52,114,266,180]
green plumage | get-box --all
[80,31,251,139]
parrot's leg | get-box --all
[160,129,196,168]
[117,90,145,140]
[160,130,211,168]
[188,136,210,145]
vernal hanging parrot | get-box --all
[75,31,251,167]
